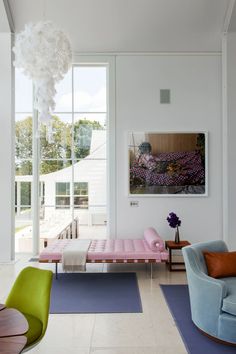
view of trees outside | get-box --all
[15,116,104,176]
[15,65,107,252]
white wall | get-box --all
[115,55,222,243]
[226,33,236,250]
[0,49,223,257]
[0,33,14,261]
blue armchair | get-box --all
[183,240,236,344]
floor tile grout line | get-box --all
[89,312,97,353]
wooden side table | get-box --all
[165,240,191,271]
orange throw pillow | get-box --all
[203,251,236,278]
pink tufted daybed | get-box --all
[39,227,169,278]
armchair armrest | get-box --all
[183,247,227,336]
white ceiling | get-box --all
[229,1,236,32]
[7,0,231,52]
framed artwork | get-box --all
[128,132,208,196]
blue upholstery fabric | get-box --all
[183,241,236,344]
[221,277,236,316]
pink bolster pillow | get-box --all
[144,227,165,252]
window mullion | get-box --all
[32,95,40,256]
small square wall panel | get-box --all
[160,89,171,104]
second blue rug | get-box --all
[161,284,236,354]
[50,272,142,314]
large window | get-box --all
[15,64,107,252]
[15,70,33,247]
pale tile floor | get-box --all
[0,258,188,354]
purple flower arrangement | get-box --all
[167,212,181,228]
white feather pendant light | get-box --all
[13,21,72,123]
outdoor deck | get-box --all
[15,225,107,253]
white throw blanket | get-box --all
[62,239,91,272]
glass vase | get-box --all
[175,226,180,244]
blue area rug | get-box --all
[161,285,236,354]
[50,272,142,314]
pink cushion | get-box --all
[143,228,165,252]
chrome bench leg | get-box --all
[55,263,58,279]
[150,263,153,279]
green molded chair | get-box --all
[5,266,53,352]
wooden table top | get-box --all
[0,307,28,338]
[165,240,191,249]
[0,306,28,354]
[0,304,6,311]
[0,335,27,354]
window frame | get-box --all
[73,182,89,209]
[14,56,116,255]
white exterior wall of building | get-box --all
[41,130,107,224]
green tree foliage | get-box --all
[74,119,103,160]
[15,116,33,175]
[16,116,104,175]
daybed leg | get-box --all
[55,263,58,280]
[150,263,153,279]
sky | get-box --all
[15,66,107,125]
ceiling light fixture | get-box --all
[13,21,72,124]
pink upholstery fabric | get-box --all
[39,238,168,262]
[88,239,167,260]
[144,227,165,252]
[40,239,70,261]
